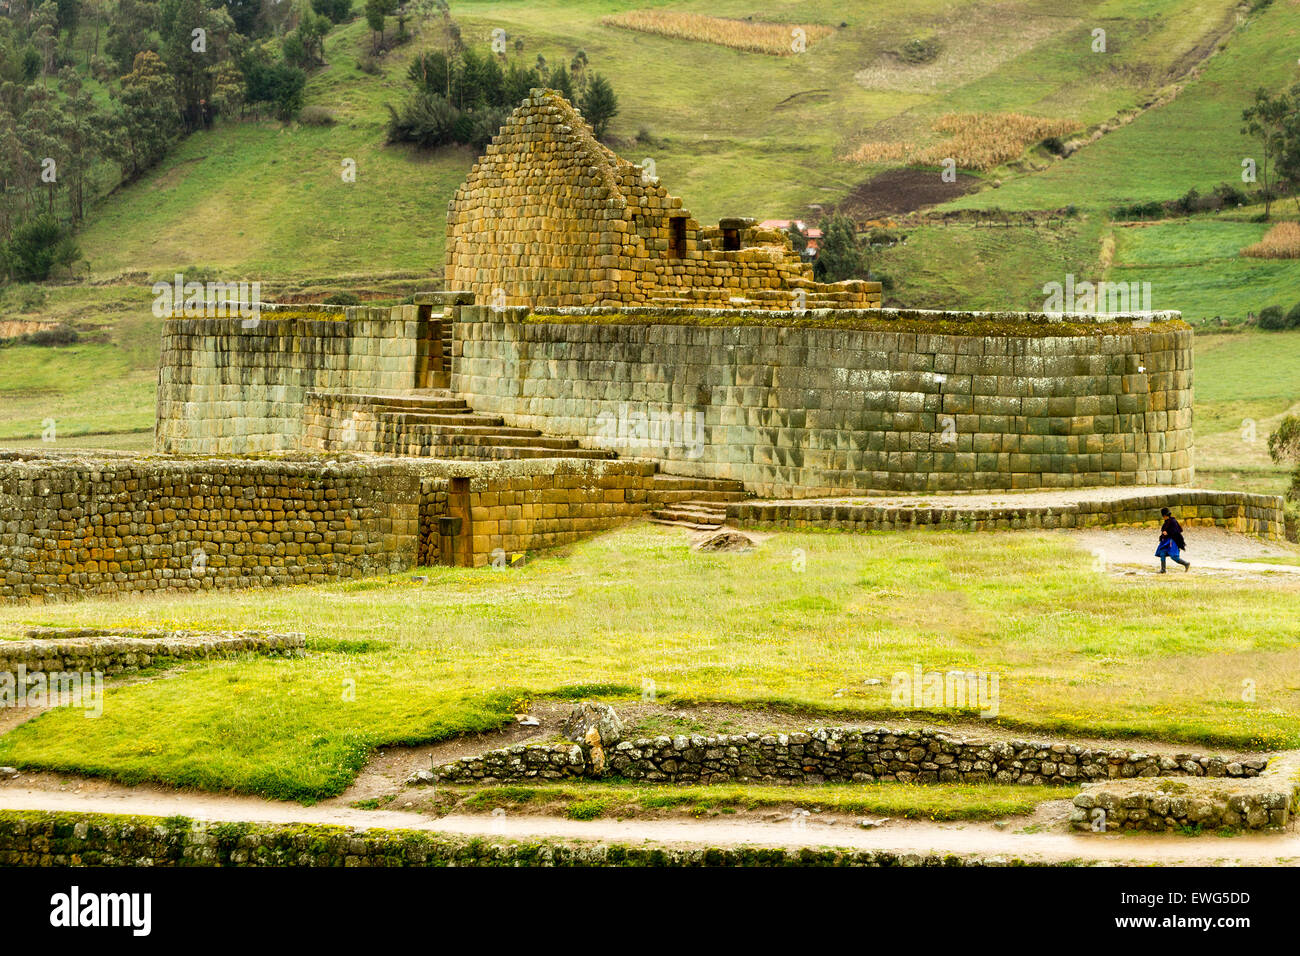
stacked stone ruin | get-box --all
[445,89,881,309]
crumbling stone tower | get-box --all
[445,89,880,309]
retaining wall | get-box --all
[416,458,656,567]
[0,454,419,602]
[0,811,1022,867]
[731,489,1287,539]
[0,454,655,599]
[452,306,1195,497]
[1069,753,1299,833]
[431,726,1265,786]
[1,629,305,680]
[155,304,431,454]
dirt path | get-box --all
[1069,527,1300,577]
[0,781,1295,865]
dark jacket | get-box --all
[1161,516,1186,550]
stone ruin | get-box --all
[445,89,881,310]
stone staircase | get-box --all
[647,474,751,530]
[305,390,616,461]
[306,390,756,525]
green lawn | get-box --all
[1,526,1297,801]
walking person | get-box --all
[1155,507,1190,573]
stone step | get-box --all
[380,421,547,439]
[649,517,723,531]
[651,474,748,492]
[650,506,726,524]
[328,392,470,411]
[379,411,507,427]
[390,431,584,450]
[649,489,751,506]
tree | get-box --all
[364,0,396,52]
[159,0,237,130]
[787,221,808,255]
[546,64,573,100]
[31,1,59,77]
[311,0,352,24]
[1269,415,1300,466]
[1242,87,1292,219]
[814,215,868,282]
[221,0,260,35]
[104,0,158,73]
[579,71,616,139]
[107,50,181,179]
[284,4,330,68]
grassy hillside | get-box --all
[63,0,1266,280]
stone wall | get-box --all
[416,458,657,567]
[0,454,420,602]
[155,304,429,454]
[0,454,657,599]
[0,810,1025,867]
[1,629,305,680]
[732,489,1287,540]
[452,306,1195,496]
[431,726,1264,786]
[1069,753,1299,833]
[445,89,879,310]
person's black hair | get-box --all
[1160,507,1171,516]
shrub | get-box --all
[357,53,382,75]
[467,107,509,150]
[299,106,337,126]
[385,92,461,148]
[245,61,307,120]
[1285,301,1300,329]
[4,216,81,282]
[1270,415,1300,464]
[323,291,361,305]
[1257,305,1286,329]
[897,34,942,64]
[19,325,80,346]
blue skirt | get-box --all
[1155,539,1181,559]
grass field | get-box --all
[447,778,1070,821]
[1,526,1297,800]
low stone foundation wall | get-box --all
[431,726,1265,786]
[1,629,305,680]
[0,810,1023,867]
[1069,753,1299,832]
[731,489,1287,540]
